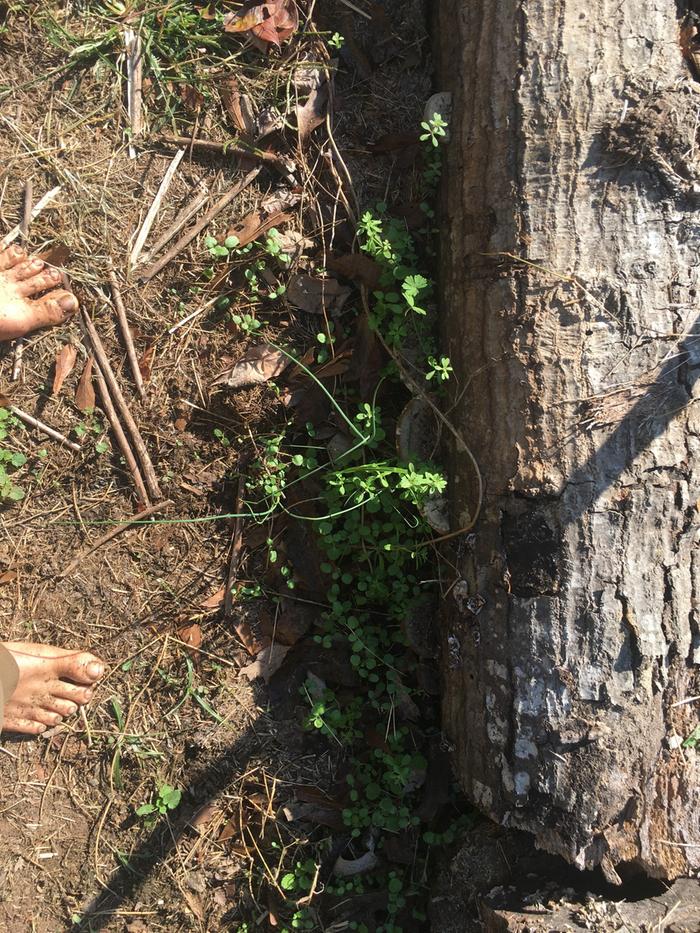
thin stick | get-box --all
[159,134,288,171]
[138,167,261,282]
[59,499,173,578]
[338,0,371,19]
[124,27,143,158]
[129,149,185,268]
[224,476,246,616]
[10,406,81,452]
[1,186,61,247]
[141,183,209,262]
[167,295,219,335]
[92,360,150,507]
[81,312,162,500]
[11,340,24,381]
[107,268,146,401]
[20,179,32,241]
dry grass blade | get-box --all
[142,182,209,262]
[129,149,185,268]
[1,185,61,247]
[124,26,143,157]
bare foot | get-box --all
[0,245,78,341]
[2,643,104,735]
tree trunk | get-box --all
[439,0,700,881]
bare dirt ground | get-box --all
[0,2,446,931]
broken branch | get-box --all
[107,268,146,401]
[59,499,173,578]
[138,167,261,282]
[10,405,81,452]
[81,312,162,500]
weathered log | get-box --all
[439,0,700,880]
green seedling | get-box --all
[136,783,182,821]
[328,32,345,49]
[425,355,453,382]
[419,112,448,147]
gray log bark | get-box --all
[439,0,700,880]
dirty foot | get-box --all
[2,643,104,735]
[0,245,78,340]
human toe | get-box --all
[43,696,79,718]
[31,289,79,327]
[59,651,104,685]
[0,245,27,272]
[16,265,63,297]
[53,679,95,705]
[3,715,47,735]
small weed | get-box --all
[426,355,453,382]
[213,427,231,448]
[328,32,345,50]
[135,783,182,824]
[419,112,448,147]
[0,408,26,502]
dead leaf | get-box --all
[333,851,379,877]
[139,342,156,383]
[37,244,71,267]
[294,67,328,141]
[220,77,255,137]
[201,586,226,609]
[240,643,290,683]
[211,343,289,389]
[274,600,314,646]
[178,622,202,657]
[0,570,17,586]
[180,84,205,113]
[255,106,283,140]
[189,803,219,831]
[287,274,351,315]
[75,356,95,412]
[220,206,294,251]
[347,312,384,400]
[370,131,421,153]
[223,0,298,49]
[327,252,383,289]
[52,344,77,395]
[174,417,188,432]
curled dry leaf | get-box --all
[139,342,156,383]
[287,273,351,315]
[75,355,96,412]
[294,67,328,142]
[220,77,256,138]
[240,643,290,683]
[178,622,203,657]
[223,0,298,50]
[52,344,77,395]
[333,851,379,878]
[211,343,289,390]
[327,252,383,289]
[200,585,226,609]
[180,84,205,113]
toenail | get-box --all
[50,268,60,280]
[30,259,43,270]
[58,294,78,312]
[87,661,104,679]
[9,246,21,256]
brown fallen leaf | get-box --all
[200,585,226,609]
[240,643,290,683]
[294,67,328,142]
[180,83,205,113]
[139,342,156,383]
[178,622,202,658]
[287,274,351,315]
[211,343,289,389]
[52,344,77,395]
[220,77,255,138]
[75,356,95,412]
[0,570,17,586]
[223,0,298,50]
[327,252,383,289]
[220,205,294,250]
[189,803,220,832]
[37,244,71,267]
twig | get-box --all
[1,185,61,247]
[167,295,219,335]
[338,0,371,18]
[20,178,32,241]
[11,339,24,381]
[124,27,143,158]
[159,134,290,171]
[671,695,700,708]
[92,358,150,507]
[107,268,146,400]
[10,406,81,452]
[81,312,162,500]
[138,167,261,282]
[58,499,173,579]
[129,149,185,268]
[224,476,246,616]
[141,182,209,263]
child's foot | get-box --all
[2,642,104,735]
[0,245,78,341]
